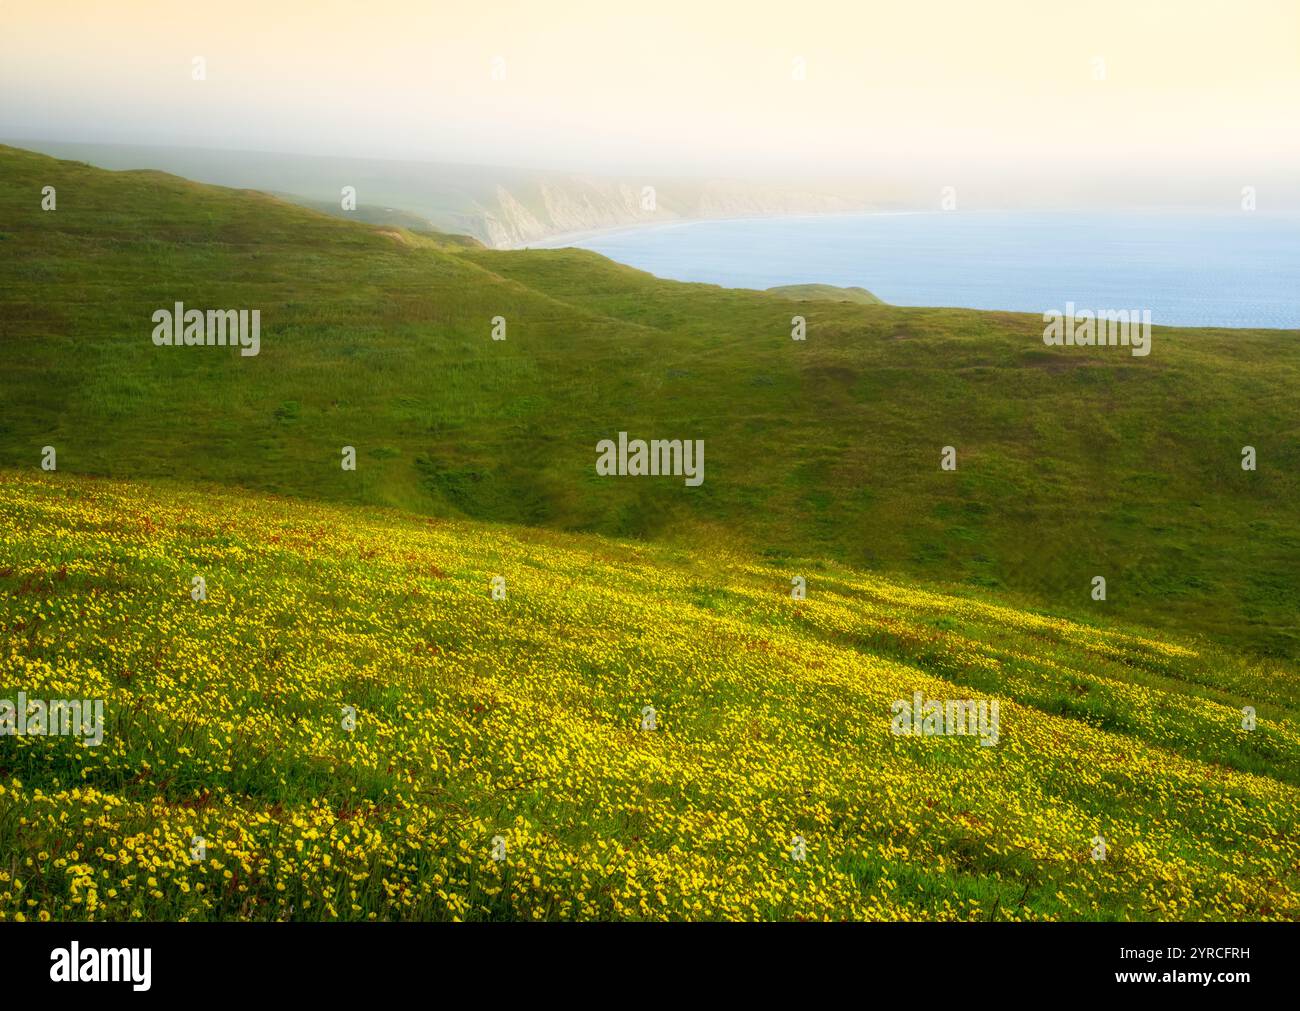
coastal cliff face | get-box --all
[476,176,874,247]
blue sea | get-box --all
[542,211,1300,329]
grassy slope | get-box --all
[0,144,1298,667]
[1,471,1296,921]
[766,283,883,304]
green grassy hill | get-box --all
[765,283,883,304]
[1,470,1296,921]
[1,144,1297,661]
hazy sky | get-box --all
[3,0,1298,185]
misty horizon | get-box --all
[8,137,1300,216]
[3,0,1297,199]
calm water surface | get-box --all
[541,211,1300,329]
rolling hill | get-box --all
[1,143,1298,923]
[0,141,1297,669]
[765,283,883,304]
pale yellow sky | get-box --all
[2,0,1297,179]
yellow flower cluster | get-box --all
[0,471,1296,921]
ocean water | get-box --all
[542,211,1300,329]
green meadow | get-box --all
[1,144,1298,922]
[1,142,1297,665]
